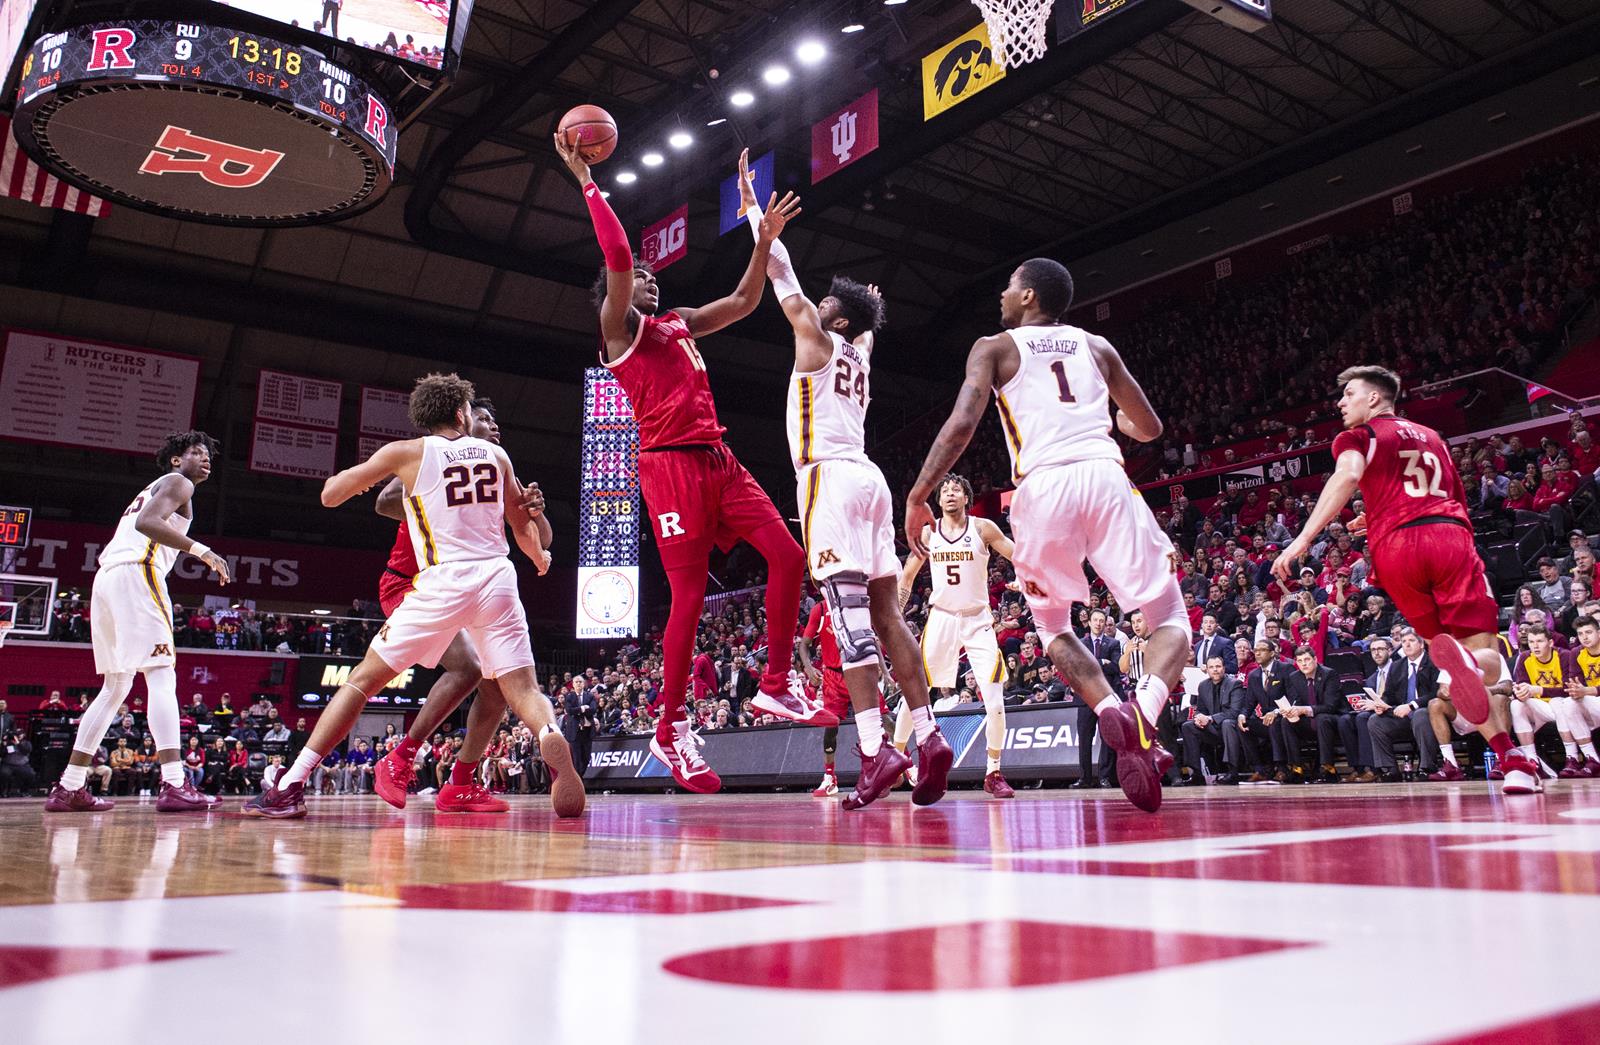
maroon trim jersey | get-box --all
[1331,415,1471,550]
[603,310,727,450]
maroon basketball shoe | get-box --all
[242,781,307,819]
[1097,700,1175,813]
[911,728,952,806]
[1558,757,1589,780]
[374,748,416,810]
[842,744,912,811]
[44,784,113,813]
[435,782,510,813]
[1426,762,1466,782]
[983,770,1016,799]
[539,729,587,819]
[751,672,839,727]
[155,781,219,812]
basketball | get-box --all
[558,104,618,164]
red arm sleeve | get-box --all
[583,183,633,271]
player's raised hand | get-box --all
[199,549,231,586]
[905,499,934,558]
[554,133,592,186]
[736,148,758,212]
[1270,539,1306,585]
[518,481,546,520]
[758,191,801,242]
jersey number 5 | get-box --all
[1398,450,1448,498]
[945,564,961,586]
[443,463,499,507]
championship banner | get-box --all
[359,386,416,439]
[639,203,688,271]
[0,329,198,456]
[922,24,1006,121]
[812,89,879,184]
[249,421,338,479]
[255,369,342,429]
[575,368,640,639]
[719,149,773,234]
[1057,0,1145,41]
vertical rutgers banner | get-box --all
[640,204,688,271]
[575,369,641,639]
[812,90,879,184]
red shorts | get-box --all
[819,668,888,720]
[1371,522,1498,640]
[638,443,786,571]
[378,569,414,617]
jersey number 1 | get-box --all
[1398,450,1448,498]
[443,463,499,507]
[1051,360,1076,404]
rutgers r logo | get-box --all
[815,549,841,569]
[139,126,286,189]
[1022,580,1048,598]
[657,513,685,538]
[150,643,172,657]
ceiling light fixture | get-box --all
[616,171,638,184]
[730,90,755,107]
[669,131,693,149]
[641,152,664,167]
[884,0,908,5]
[706,117,728,127]
[842,2,866,32]
[762,65,791,86]
[796,40,826,65]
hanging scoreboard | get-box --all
[575,368,640,639]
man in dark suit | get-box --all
[1071,610,1122,789]
[1268,646,1344,782]
[1368,630,1442,781]
[1177,655,1249,784]
[563,676,597,780]
[1192,614,1237,673]
[1347,636,1404,782]
[1223,640,1292,779]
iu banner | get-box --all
[922,23,1006,120]
[811,90,879,184]
[639,203,688,271]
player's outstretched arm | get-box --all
[1272,449,1365,583]
[898,548,928,611]
[520,479,553,549]
[735,153,834,370]
[904,336,1008,556]
[136,474,230,584]
[976,517,1016,562]
[323,440,419,509]
[1087,334,1163,443]
[500,455,550,575]
[556,135,636,360]
[678,183,797,339]
[374,477,406,522]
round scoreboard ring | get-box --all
[12,21,398,226]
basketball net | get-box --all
[971,0,1054,69]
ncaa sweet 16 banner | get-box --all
[576,368,641,639]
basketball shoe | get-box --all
[1499,751,1544,795]
[44,784,113,813]
[842,745,912,811]
[436,781,511,813]
[1426,762,1466,782]
[752,671,839,727]
[983,770,1016,799]
[812,770,838,797]
[156,781,218,812]
[1097,700,1175,813]
[374,748,416,809]
[911,728,952,806]
[242,781,307,819]
[650,721,722,794]
[539,729,587,818]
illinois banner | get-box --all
[639,204,688,271]
[922,24,1006,121]
[812,90,879,184]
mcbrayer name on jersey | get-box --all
[1024,335,1080,355]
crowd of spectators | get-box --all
[44,594,385,655]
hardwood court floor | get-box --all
[3,783,1600,1043]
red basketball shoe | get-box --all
[539,729,587,818]
[435,782,510,813]
[242,781,307,819]
[374,749,416,810]
[983,770,1016,799]
[650,724,722,794]
[1426,762,1466,782]
[156,781,219,812]
[751,672,839,727]
[1499,752,1544,795]
[911,728,952,807]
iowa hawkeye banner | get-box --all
[922,24,1006,121]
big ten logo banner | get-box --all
[640,204,688,270]
[922,23,1006,120]
[811,90,879,183]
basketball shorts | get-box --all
[1369,522,1498,640]
[369,559,533,680]
[90,564,176,675]
[378,568,415,617]
[921,606,1005,689]
[819,668,886,720]
[1009,459,1183,640]
[638,442,786,572]
[797,458,898,582]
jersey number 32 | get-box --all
[1398,450,1448,498]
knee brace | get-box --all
[823,572,881,669]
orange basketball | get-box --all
[558,104,618,164]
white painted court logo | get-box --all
[657,513,685,538]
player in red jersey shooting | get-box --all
[557,136,830,795]
[1273,365,1538,794]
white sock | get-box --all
[1092,695,1120,717]
[987,753,1001,775]
[61,764,89,791]
[1440,746,1459,768]
[857,708,883,756]
[1565,740,1580,759]
[1582,741,1598,760]
[160,761,184,788]
[1135,675,1170,723]
[280,748,324,789]
[1518,744,1536,760]
[911,705,936,743]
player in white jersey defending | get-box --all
[244,373,585,820]
[898,473,1018,798]
[906,258,1189,813]
[46,431,233,814]
[742,163,951,810]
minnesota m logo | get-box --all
[150,643,172,657]
[815,549,841,570]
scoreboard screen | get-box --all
[575,368,641,639]
[208,0,474,73]
[0,504,32,549]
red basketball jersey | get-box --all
[803,601,841,671]
[1331,414,1471,550]
[605,311,726,450]
[386,520,418,578]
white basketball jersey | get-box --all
[404,435,509,569]
[788,332,871,471]
[98,479,191,575]
[927,519,990,614]
[993,324,1122,483]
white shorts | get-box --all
[90,564,175,676]
[370,559,534,680]
[798,459,898,582]
[1510,696,1557,735]
[921,606,1004,688]
[1009,459,1182,638]
[1554,696,1600,734]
